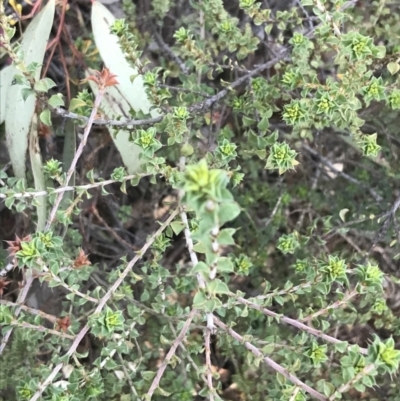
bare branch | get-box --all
[146,309,198,400]
[28,208,179,401]
[214,317,328,401]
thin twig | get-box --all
[301,289,359,322]
[289,387,302,401]
[117,352,140,398]
[154,31,189,75]
[263,192,283,228]
[328,364,376,400]
[0,262,15,277]
[0,173,150,200]
[45,89,106,229]
[0,299,59,323]
[51,53,285,128]
[205,329,215,401]
[8,320,75,340]
[214,317,328,401]
[302,144,383,203]
[90,206,138,252]
[0,273,34,354]
[28,209,179,401]
[145,308,198,400]
[234,295,368,355]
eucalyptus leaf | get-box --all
[90,1,161,173]
[88,79,143,174]
[29,114,47,231]
[5,0,56,179]
[61,119,76,214]
[0,66,12,124]
[91,1,160,117]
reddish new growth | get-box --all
[0,278,11,297]
[73,249,91,269]
[86,67,119,90]
[5,235,32,264]
[56,316,71,333]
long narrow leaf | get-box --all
[88,80,143,174]
[0,66,12,124]
[91,1,160,117]
[61,119,76,209]
[5,0,55,179]
[91,1,161,173]
[29,114,47,231]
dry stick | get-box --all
[301,289,359,322]
[328,364,376,401]
[0,90,106,356]
[0,299,59,323]
[0,173,150,200]
[49,1,357,130]
[145,309,198,400]
[205,329,215,401]
[117,352,140,398]
[314,0,341,36]
[289,387,301,401]
[168,321,209,385]
[53,54,283,129]
[28,209,179,401]
[154,31,189,75]
[45,89,105,230]
[9,320,75,340]
[90,206,138,252]
[178,156,217,392]
[214,317,328,401]
[235,296,368,355]
[302,145,383,203]
[0,272,34,354]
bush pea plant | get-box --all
[1,0,400,400]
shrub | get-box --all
[1,0,400,400]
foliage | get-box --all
[1,0,400,401]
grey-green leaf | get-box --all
[5,0,56,179]
[88,79,143,174]
[0,66,13,124]
[90,1,161,173]
[29,114,47,232]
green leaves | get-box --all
[134,127,162,157]
[306,342,328,367]
[0,305,13,325]
[388,89,400,109]
[362,77,386,105]
[340,32,384,62]
[265,142,299,174]
[181,160,230,206]
[355,261,384,291]
[321,255,348,284]
[89,307,125,338]
[277,232,300,254]
[368,336,400,374]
